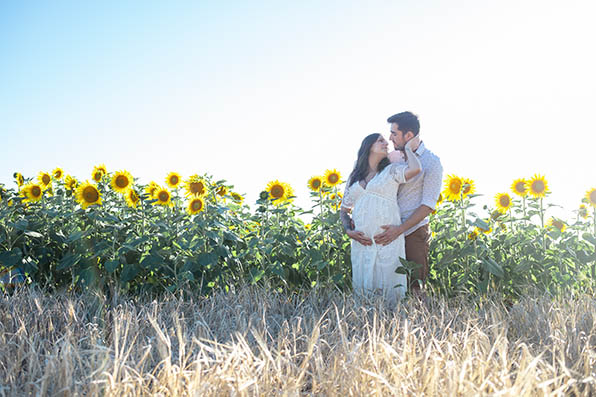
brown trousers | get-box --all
[405,224,430,290]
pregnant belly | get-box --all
[352,196,400,237]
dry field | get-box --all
[1,286,595,396]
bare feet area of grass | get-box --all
[1,287,595,396]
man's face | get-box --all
[389,123,408,150]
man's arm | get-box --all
[373,205,433,246]
[374,155,443,246]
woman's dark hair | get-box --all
[347,133,390,186]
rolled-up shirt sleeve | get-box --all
[421,158,443,209]
[389,163,407,184]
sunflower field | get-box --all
[1,167,595,300]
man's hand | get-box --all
[346,230,373,246]
[374,224,404,246]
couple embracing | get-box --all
[340,111,443,303]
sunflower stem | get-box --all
[540,198,546,251]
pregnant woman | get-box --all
[340,133,421,302]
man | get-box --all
[341,111,442,294]
[375,111,442,293]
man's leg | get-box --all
[405,224,430,292]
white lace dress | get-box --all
[342,163,408,302]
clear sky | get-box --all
[1,0,595,220]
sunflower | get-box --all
[528,174,548,198]
[64,175,78,191]
[52,167,64,180]
[75,181,102,209]
[187,196,205,215]
[38,171,52,189]
[145,181,160,199]
[266,180,288,203]
[324,169,342,187]
[443,175,463,201]
[547,218,567,233]
[125,189,140,208]
[495,193,512,213]
[215,185,228,197]
[185,175,208,197]
[111,170,133,194]
[468,230,479,240]
[21,183,44,203]
[308,176,324,192]
[436,193,444,206]
[230,192,244,203]
[476,220,492,234]
[153,187,172,206]
[166,172,182,188]
[579,204,589,219]
[511,178,528,197]
[585,188,596,208]
[92,165,106,183]
[328,191,343,209]
[14,172,24,187]
[461,178,476,198]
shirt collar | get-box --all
[414,141,426,156]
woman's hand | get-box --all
[346,230,373,246]
[405,136,420,152]
[388,150,405,163]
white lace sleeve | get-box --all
[389,163,407,184]
[340,182,356,211]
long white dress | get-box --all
[341,163,408,303]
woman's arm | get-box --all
[403,137,422,181]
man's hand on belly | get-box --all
[374,224,405,246]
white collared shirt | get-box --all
[397,142,443,236]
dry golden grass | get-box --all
[1,286,595,396]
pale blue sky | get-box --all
[1,1,595,219]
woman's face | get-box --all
[370,135,389,156]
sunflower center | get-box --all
[450,181,461,193]
[328,174,339,184]
[312,179,321,189]
[532,180,545,192]
[130,191,139,202]
[590,190,596,204]
[170,176,179,185]
[515,182,526,192]
[270,185,284,199]
[499,196,510,207]
[190,182,204,195]
[191,200,203,211]
[42,174,51,185]
[462,185,471,194]
[31,186,42,197]
[94,172,102,181]
[553,220,563,230]
[158,191,169,202]
[217,187,226,196]
[83,186,99,203]
[54,171,61,178]
[115,175,129,188]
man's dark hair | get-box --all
[387,111,420,136]
[347,133,390,186]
